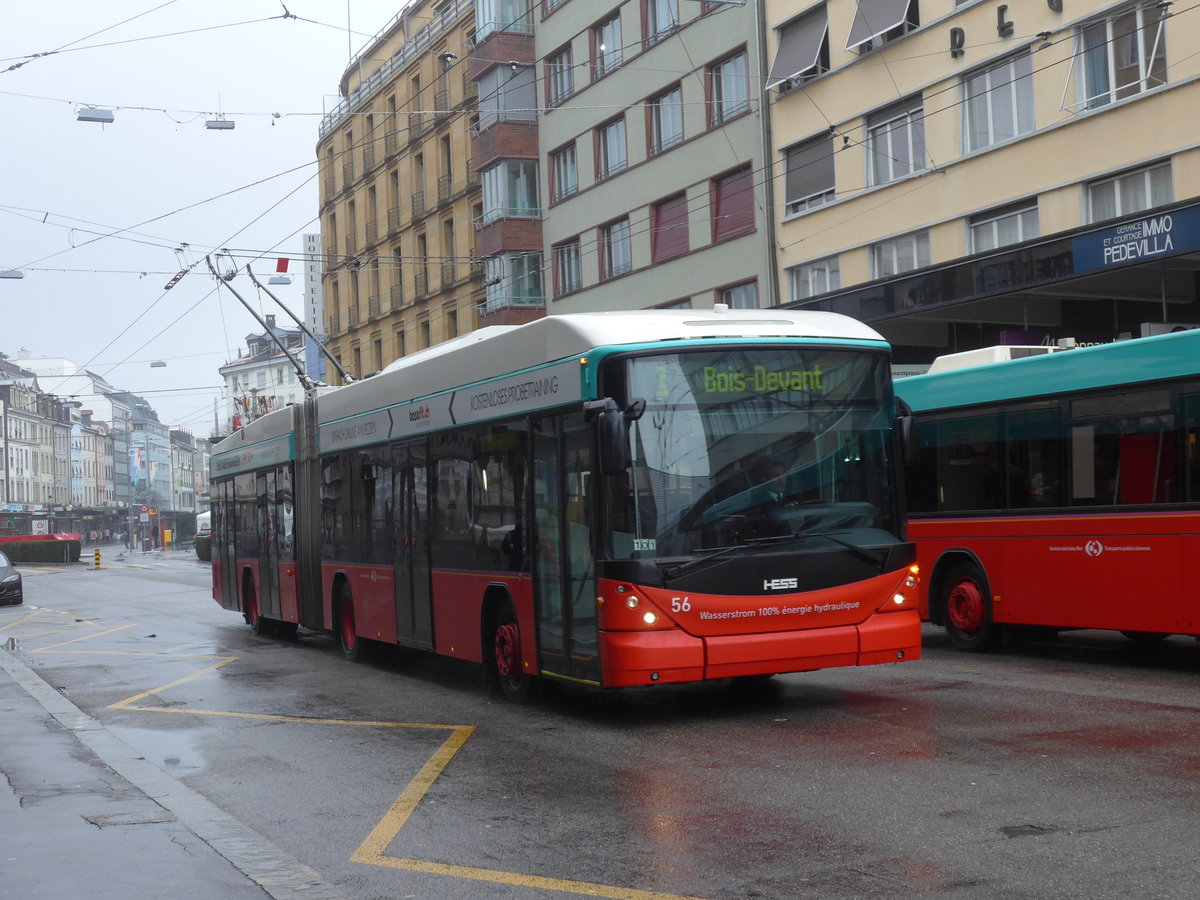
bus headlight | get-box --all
[893,593,907,606]
[626,596,640,609]
[643,611,658,625]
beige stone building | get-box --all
[767,0,1200,362]
[316,0,483,383]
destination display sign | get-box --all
[211,434,293,475]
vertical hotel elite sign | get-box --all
[303,233,326,383]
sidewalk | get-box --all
[0,649,349,900]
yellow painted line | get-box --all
[126,564,152,569]
[26,611,711,900]
[359,856,708,900]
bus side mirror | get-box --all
[585,398,630,475]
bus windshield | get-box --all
[606,347,899,559]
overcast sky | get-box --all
[1,0,409,434]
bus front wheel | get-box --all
[941,563,999,652]
[245,578,274,637]
[491,601,532,704]
[338,587,365,662]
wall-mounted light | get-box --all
[77,106,115,124]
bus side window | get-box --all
[1185,393,1200,502]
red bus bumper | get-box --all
[598,609,921,687]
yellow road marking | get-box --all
[17,611,709,900]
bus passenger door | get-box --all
[257,471,281,620]
[394,443,433,649]
[533,415,599,685]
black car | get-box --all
[0,550,22,605]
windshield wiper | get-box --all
[659,534,800,580]
[793,530,888,570]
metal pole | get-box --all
[246,264,355,384]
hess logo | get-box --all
[763,577,798,591]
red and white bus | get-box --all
[899,328,1200,651]
[210,310,921,699]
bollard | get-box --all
[93,548,101,570]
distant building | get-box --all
[218,314,308,431]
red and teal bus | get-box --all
[210,310,920,699]
[899,327,1200,651]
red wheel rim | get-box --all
[341,601,356,649]
[947,578,985,634]
[494,621,520,679]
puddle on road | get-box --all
[108,723,208,775]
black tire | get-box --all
[940,562,1000,653]
[245,578,275,636]
[490,599,532,703]
[337,586,366,662]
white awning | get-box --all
[767,6,828,88]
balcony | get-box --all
[434,89,450,121]
[384,131,399,156]
[412,190,426,219]
[389,282,404,309]
[365,221,378,246]
[349,307,360,328]
[327,313,339,335]
[368,295,381,319]
[408,111,425,141]
[437,174,453,206]
[362,144,376,171]
[387,207,402,235]
[414,270,429,298]
[344,234,358,257]
[441,261,456,288]
[463,70,477,101]
[322,176,335,200]
[342,161,355,186]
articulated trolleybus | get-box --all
[210,309,920,699]
[900,327,1200,652]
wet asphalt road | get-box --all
[3,553,1200,899]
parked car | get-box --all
[0,550,22,605]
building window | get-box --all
[481,160,539,223]
[788,256,840,301]
[709,51,749,124]
[969,200,1039,253]
[597,117,627,180]
[601,218,632,279]
[1087,161,1172,223]
[646,0,678,45]
[964,51,1034,152]
[845,0,919,54]
[1072,3,1168,111]
[546,45,574,107]
[476,0,533,40]
[720,281,758,309]
[648,85,684,155]
[550,143,577,201]
[711,165,755,243]
[554,238,582,296]
[478,64,536,130]
[651,193,689,263]
[784,133,834,216]
[593,13,622,79]
[767,5,830,89]
[484,253,544,310]
[867,96,925,185]
[872,230,930,277]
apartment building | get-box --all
[533,0,774,313]
[768,0,1200,361]
[317,0,483,382]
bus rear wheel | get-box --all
[941,563,999,652]
[338,587,365,662]
[491,601,532,704]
